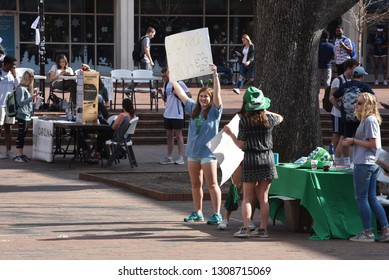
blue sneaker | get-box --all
[207,213,222,225]
[184,211,204,222]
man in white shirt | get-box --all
[0,56,20,159]
[158,67,191,165]
[334,25,353,76]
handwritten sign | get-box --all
[165,28,213,82]
[207,114,244,186]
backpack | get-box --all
[132,36,146,63]
[341,82,361,122]
[343,37,357,60]
[5,89,18,117]
[322,76,344,113]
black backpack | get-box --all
[132,36,146,63]
[322,76,344,113]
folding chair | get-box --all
[130,69,159,111]
[105,116,139,168]
[110,69,132,111]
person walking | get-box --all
[171,64,223,225]
[0,55,19,159]
[342,92,389,242]
[140,27,156,70]
[14,70,39,162]
[158,67,192,165]
[233,34,254,95]
[224,87,283,238]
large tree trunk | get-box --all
[252,0,358,162]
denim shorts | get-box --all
[187,156,217,164]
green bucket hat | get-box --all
[243,86,271,111]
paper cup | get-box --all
[311,160,318,170]
[35,96,43,110]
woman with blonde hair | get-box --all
[172,64,223,225]
[233,34,254,95]
[343,92,389,242]
[14,70,39,162]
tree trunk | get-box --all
[252,0,358,162]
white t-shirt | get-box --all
[163,81,189,119]
[0,69,20,107]
[49,64,74,85]
[330,74,351,117]
[242,46,249,64]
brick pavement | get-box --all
[1,85,389,260]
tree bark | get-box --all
[252,0,359,162]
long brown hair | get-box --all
[245,110,269,128]
[55,54,69,70]
[191,87,213,120]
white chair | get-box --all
[130,69,159,111]
[105,116,139,168]
[376,169,389,206]
[110,69,132,111]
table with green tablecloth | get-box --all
[270,164,364,240]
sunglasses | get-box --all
[356,101,364,106]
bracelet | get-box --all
[352,138,355,145]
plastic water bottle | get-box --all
[329,143,335,163]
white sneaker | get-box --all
[218,219,229,230]
[233,227,250,238]
[233,88,240,95]
[5,151,16,159]
[159,156,174,165]
[375,80,379,85]
[248,220,256,231]
[0,152,7,159]
[174,157,185,165]
[384,80,388,86]
[349,231,374,242]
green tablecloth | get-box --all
[270,164,364,240]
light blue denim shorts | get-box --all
[187,156,217,164]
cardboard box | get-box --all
[284,199,312,233]
[76,71,99,124]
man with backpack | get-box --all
[0,56,20,159]
[134,27,156,70]
[328,59,358,166]
[331,66,374,166]
[334,25,356,76]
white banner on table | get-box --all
[32,118,54,162]
[207,114,243,186]
[165,28,213,82]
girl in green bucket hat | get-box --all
[224,86,283,238]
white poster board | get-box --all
[207,114,244,186]
[32,118,54,162]
[165,28,213,82]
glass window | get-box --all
[150,45,167,68]
[71,0,94,13]
[96,45,114,73]
[0,1,16,10]
[19,43,39,71]
[45,15,70,42]
[45,0,69,13]
[71,45,95,70]
[19,0,37,11]
[140,16,203,44]
[97,16,114,43]
[71,15,95,43]
[230,0,254,15]
[205,0,227,15]
[140,0,203,15]
[97,0,114,14]
[205,17,228,44]
[365,21,389,75]
[229,17,254,44]
[19,14,37,42]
